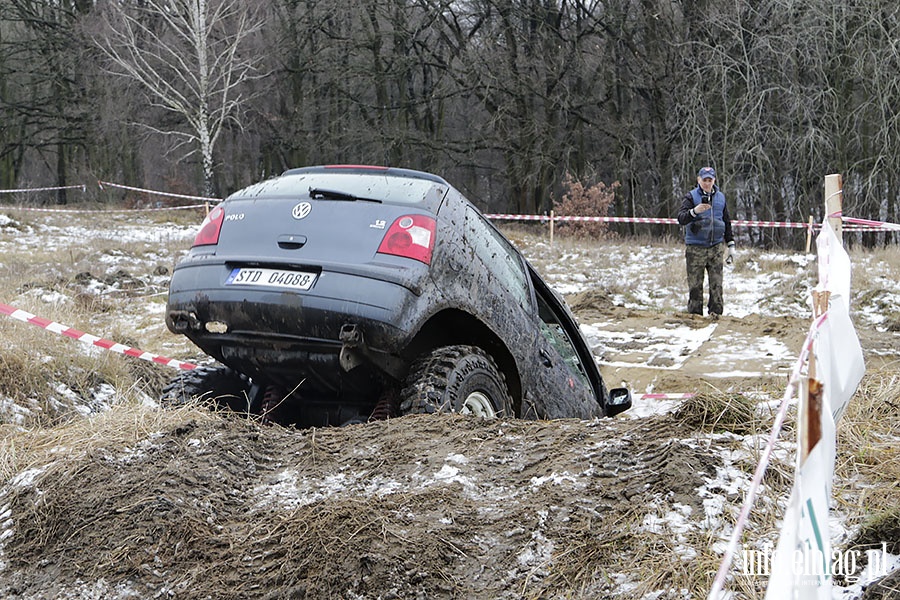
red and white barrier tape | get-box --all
[485,212,900,231]
[0,203,205,214]
[707,311,827,597]
[0,184,86,194]
[0,302,197,371]
[636,393,695,400]
[97,180,222,203]
[0,180,220,211]
[842,216,900,231]
[3,181,900,229]
[486,213,552,222]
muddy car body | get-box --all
[165,165,631,426]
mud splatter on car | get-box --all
[163,166,631,426]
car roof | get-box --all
[226,165,451,207]
[282,165,450,186]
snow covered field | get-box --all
[0,208,898,599]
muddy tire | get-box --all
[400,345,513,418]
[160,364,253,414]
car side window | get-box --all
[464,207,531,309]
[536,290,590,386]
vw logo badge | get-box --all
[292,202,312,220]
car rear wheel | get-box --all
[400,345,513,418]
[160,364,253,414]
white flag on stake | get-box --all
[764,222,865,599]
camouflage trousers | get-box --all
[685,243,725,315]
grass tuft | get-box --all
[673,392,764,435]
[835,368,900,539]
[851,508,900,554]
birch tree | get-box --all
[94,0,264,196]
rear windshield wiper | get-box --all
[308,187,382,203]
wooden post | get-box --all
[824,174,843,238]
[800,307,828,465]
[805,215,814,253]
[801,174,844,462]
[549,210,554,247]
[801,379,824,463]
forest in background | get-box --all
[2,0,900,247]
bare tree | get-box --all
[431,0,617,214]
[94,0,265,196]
[0,0,95,202]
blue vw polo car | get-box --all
[164,165,631,426]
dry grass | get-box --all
[849,244,900,293]
[656,252,689,291]
[0,209,199,429]
[0,402,213,486]
[835,369,900,535]
[852,508,900,558]
[0,296,171,424]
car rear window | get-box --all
[232,173,446,205]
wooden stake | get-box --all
[811,290,831,318]
[800,174,843,464]
[549,210,554,247]
[806,215,814,253]
[801,378,824,464]
[824,174,843,238]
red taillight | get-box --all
[377,215,436,265]
[192,205,224,246]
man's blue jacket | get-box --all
[677,185,734,247]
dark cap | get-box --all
[698,167,716,179]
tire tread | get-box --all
[400,345,512,417]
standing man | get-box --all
[677,166,734,317]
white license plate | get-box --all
[225,267,317,290]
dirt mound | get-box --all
[861,569,900,600]
[0,411,757,599]
[565,289,616,313]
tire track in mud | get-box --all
[567,297,811,395]
[0,411,768,599]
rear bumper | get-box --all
[166,261,427,366]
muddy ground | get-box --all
[1,412,734,599]
[1,301,898,599]
[570,291,807,396]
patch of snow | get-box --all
[40,290,70,305]
[516,510,554,569]
[46,578,144,599]
[583,321,718,371]
[8,466,47,490]
[641,502,694,537]
[0,503,12,572]
[111,433,166,466]
[529,472,579,487]
[0,396,35,427]
[625,396,680,418]
[55,383,118,416]
[433,464,460,480]
[254,468,409,509]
